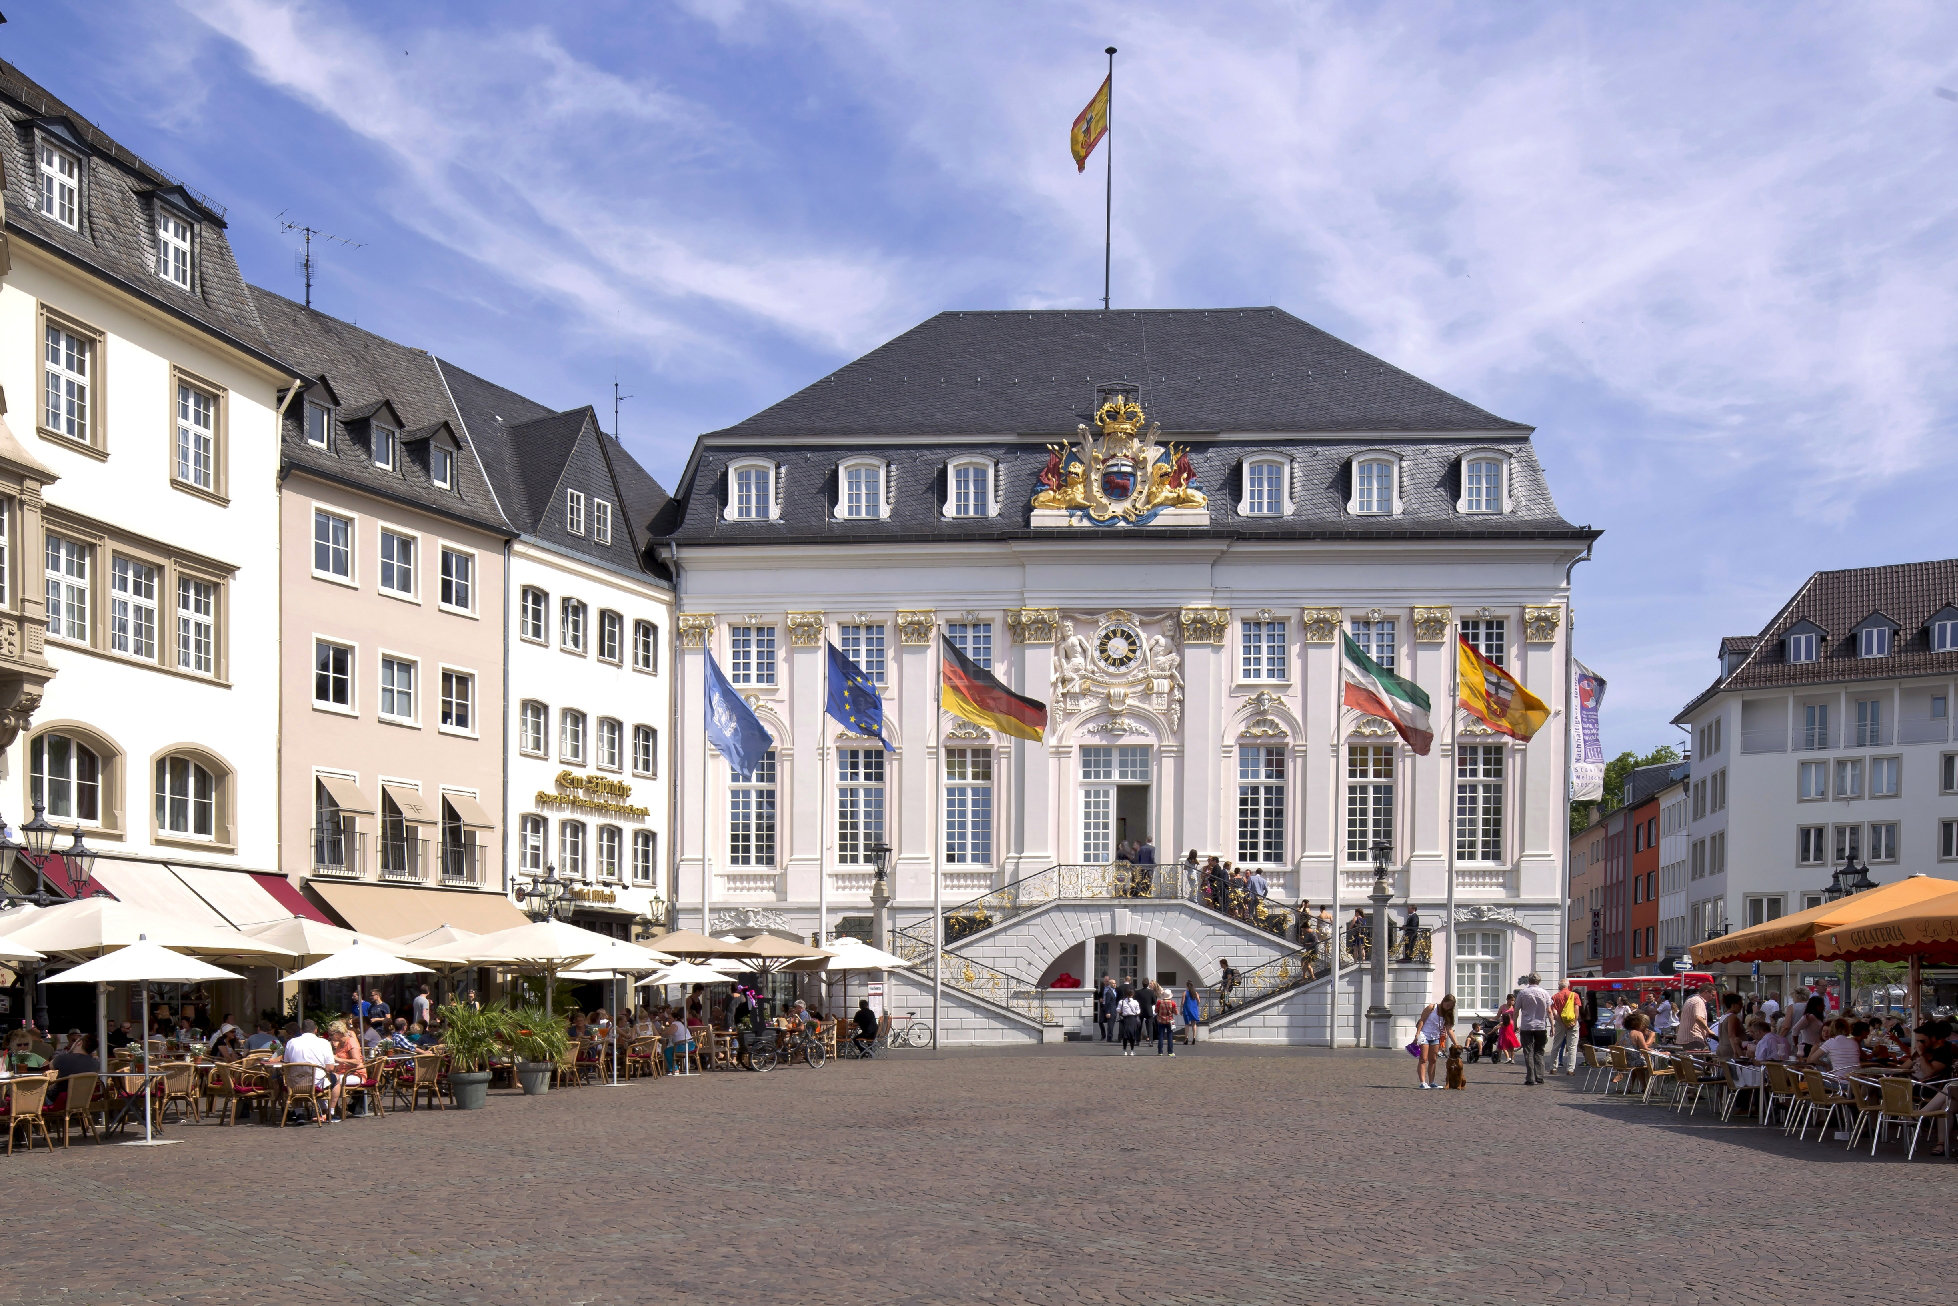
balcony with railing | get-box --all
[380,836,428,883]
[311,825,365,879]
[441,838,481,887]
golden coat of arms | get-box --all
[1031,393,1207,525]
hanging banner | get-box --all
[1571,660,1607,802]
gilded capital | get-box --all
[1005,607,1060,645]
[1178,606,1229,644]
[896,611,936,645]
[677,613,716,649]
[786,612,826,648]
[1299,607,1342,644]
[1523,605,1563,643]
[1411,606,1452,643]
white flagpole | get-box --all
[1329,632,1342,1050]
[932,635,943,1054]
[1446,634,1459,991]
[701,647,712,935]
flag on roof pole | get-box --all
[1340,631,1433,755]
[1070,74,1110,172]
[825,643,892,751]
[1458,637,1551,741]
[941,635,1047,742]
[703,649,774,776]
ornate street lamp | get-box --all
[18,802,59,861]
[519,862,574,922]
[866,841,893,953]
[1365,838,1393,1047]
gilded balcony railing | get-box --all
[889,925,1053,1024]
[934,861,1304,944]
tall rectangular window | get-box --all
[593,499,613,544]
[1868,822,1898,862]
[371,425,397,470]
[521,587,547,642]
[1455,931,1504,1014]
[598,610,623,663]
[633,620,658,672]
[1797,825,1827,865]
[1463,458,1502,512]
[175,384,215,490]
[1802,703,1830,751]
[1237,745,1286,865]
[1835,758,1863,800]
[632,830,655,883]
[728,625,776,685]
[379,530,416,597]
[561,599,587,652]
[1246,461,1284,515]
[1943,819,1958,860]
[44,324,90,442]
[952,463,990,517]
[1855,699,1882,746]
[597,717,622,769]
[157,214,192,287]
[597,826,623,880]
[559,821,586,878]
[439,548,473,610]
[109,557,157,659]
[440,670,473,731]
[44,534,88,643]
[1834,824,1862,863]
[838,623,886,684]
[565,489,586,535]
[1354,459,1393,514]
[734,466,770,519]
[429,445,454,488]
[177,576,215,675]
[560,709,586,763]
[519,701,547,754]
[380,656,416,720]
[728,751,777,866]
[313,510,351,580]
[1345,744,1394,863]
[944,748,993,864]
[1935,619,1958,652]
[1350,618,1396,671]
[38,142,78,227]
[946,621,991,671]
[1241,619,1286,680]
[836,749,885,863]
[1460,618,1507,668]
[305,402,331,448]
[1455,744,1505,862]
[1871,755,1900,798]
[1787,632,1818,663]
[632,724,656,776]
[314,640,352,708]
[518,815,546,874]
[843,465,880,518]
[1859,626,1892,658]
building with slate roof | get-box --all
[662,306,1599,1045]
[1671,560,1958,991]
[438,359,674,941]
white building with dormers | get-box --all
[662,307,1598,1044]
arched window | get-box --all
[559,820,587,878]
[519,701,547,756]
[155,754,217,838]
[945,457,998,518]
[597,825,623,880]
[1458,451,1509,515]
[725,458,778,522]
[1350,456,1397,516]
[835,457,888,520]
[32,730,103,824]
[1239,457,1290,516]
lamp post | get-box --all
[866,842,893,952]
[1366,838,1393,1048]
[519,862,574,922]
[0,805,103,1033]
[1819,853,1877,1012]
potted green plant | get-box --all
[438,1002,503,1110]
[507,1003,567,1095]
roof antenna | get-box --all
[612,377,632,439]
[276,211,362,309]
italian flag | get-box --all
[1341,631,1434,755]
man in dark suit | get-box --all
[1097,976,1118,1041]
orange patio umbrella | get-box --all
[1815,886,1958,964]
[1690,874,1958,965]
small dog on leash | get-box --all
[1445,1046,1467,1090]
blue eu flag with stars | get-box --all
[825,643,892,751]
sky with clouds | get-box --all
[10,1,1957,757]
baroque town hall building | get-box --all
[668,308,1598,1044]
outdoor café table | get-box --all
[97,1070,169,1138]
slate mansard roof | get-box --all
[1674,558,1958,723]
[0,59,280,369]
[668,307,1593,546]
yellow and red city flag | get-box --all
[1070,75,1110,172]
[942,635,1048,742]
[1457,637,1550,741]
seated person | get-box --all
[1621,1013,1656,1091]
[1808,1017,1864,1071]
[51,1033,102,1079]
[244,1020,279,1053]
[1752,1018,1791,1062]
[208,1030,246,1062]
[389,1018,419,1052]
[1463,1021,1486,1063]
[274,1020,339,1118]
[853,1000,879,1052]
[664,1012,694,1072]
[361,1019,385,1054]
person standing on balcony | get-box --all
[1401,905,1422,961]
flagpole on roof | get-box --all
[1103,46,1116,311]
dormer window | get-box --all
[305,401,331,448]
[157,211,192,288]
[429,444,454,489]
[1933,610,1958,652]
[1859,625,1892,658]
[947,459,994,518]
[1350,456,1397,516]
[838,458,885,520]
[1461,455,1506,514]
[726,459,779,522]
[566,489,586,535]
[1240,457,1290,516]
[38,141,78,228]
[372,424,397,470]
[594,499,614,544]
[1787,632,1819,664]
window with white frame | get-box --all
[1462,457,1504,513]
[1935,618,1958,652]
[429,444,454,489]
[597,825,623,880]
[728,750,777,866]
[1345,744,1394,863]
[109,557,157,660]
[946,621,990,670]
[1855,699,1882,746]
[1241,618,1286,680]
[1710,830,1726,875]
[44,534,88,643]
[439,548,473,611]
[559,820,587,879]
[518,815,546,874]
[950,461,991,517]
[440,670,473,732]
[1243,459,1287,516]
[633,620,658,672]
[560,709,586,763]
[1455,931,1504,1014]
[1835,758,1863,800]
[380,656,416,721]
[38,141,78,227]
[1798,760,1827,801]
[1859,625,1892,658]
[176,576,215,675]
[597,717,622,770]
[561,599,587,653]
[729,625,776,685]
[521,587,547,642]
[1237,745,1286,865]
[836,749,885,863]
[1869,822,1898,862]
[155,755,217,839]
[1349,617,1396,671]
[838,623,886,684]
[1798,825,1827,865]
[566,489,586,535]
[633,830,655,883]
[1787,631,1819,663]
[1460,618,1507,668]
[841,462,883,519]
[944,748,992,864]
[732,464,773,520]
[305,402,331,448]
[1802,703,1830,750]
[1871,755,1900,798]
[1943,753,1958,794]
[43,323,90,442]
[313,510,351,580]
[1352,458,1395,515]
[1455,744,1505,862]
[632,724,656,776]
[1835,823,1862,863]
[175,383,216,491]
[371,424,397,470]
[593,499,614,544]
[519,701,547,755]
[598,610,623,663]
[31,732,101,824]
[1942,819,1958,860]
[1745,895,1786,928]
[314,640,352,709]
[379,530,416,597]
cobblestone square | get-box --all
[2,1046,1949,1306]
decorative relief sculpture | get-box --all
[677,613,716,649]
[1411,606,1452,642]
[786,612,826,647]
[1029,392,1207,525]
[1049,610,1185,733]
[1353,715,1397,736]
[1453,904,1521,926]
[1005,608,1060,644]
[1178,606,1229,644]
[945,718,990,739]
[896,611,936,645]
[1241,716,1287,738]
[1299,607,1342,643]
[1524,605,1562,643]
[712,907,793,933]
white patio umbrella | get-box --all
[244,918,401,963]
[388,924,483,1008]
[560,939,676,1086]
[0,936,44,963]
[638,961,746,987]
[418,919,619,1015]
[42,938,242,1147]
[784,937,915,972]
[283,943,433,984]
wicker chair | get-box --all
[554,1040,584,1087]
[6,1074,55,1154]
[204,1063,270,1127]
[626,1039,661,1079]
[158,1062,202,1125]
[48,1072,101,1147]
[277,1064,326,1128]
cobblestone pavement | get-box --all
[3,1045,1950,1305]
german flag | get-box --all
[941,635,1047,741]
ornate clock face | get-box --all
[1097,625,1142,670]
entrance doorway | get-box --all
[1080,744,1151,861]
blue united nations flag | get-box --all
[704,649,774,776]
[825,643,892,751]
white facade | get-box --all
[506,540,671,932]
